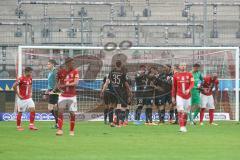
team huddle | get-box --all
[101,60,219,132]
[13,56,219,135]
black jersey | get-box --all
[108,68,127,91]
[154,72,172,96]
[144,73,156,98]
[135,71,147,91]
[154,73,166,96]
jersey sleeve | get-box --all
[16,77,23,85]
[74,70,79,79]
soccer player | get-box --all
[101,60,131,127]
[56,57,79,136]
[123,75,132,125]
[101,75,116,125]
[164,65,175,124]
[13,67,38,131]
[46,59,59,128]
[154,65,173,125]
[144,66,157,125]
[102,76,109,124]
[189,63,203,125]
[154,66,167,124]
[134,65,147,125]
[172,63,194,132]
[171,64,179,124]
[101,75,116,127]
[199,74,219,126]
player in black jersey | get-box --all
[154,65,173,124]
[134,65,147,125]
[154,66,167,124]
[101,76,116,125]
[165,65,176,124]
[144,66,157,125]
[101,60,132,127]
[123,75,132,125]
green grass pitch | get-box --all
[0,121,240,160]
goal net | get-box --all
[17,46,239,121]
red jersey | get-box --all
[57,68,67,84]
[172,72,194,99]
[16,76,32,100]
[201,75,219,96]
[60,69,79,97]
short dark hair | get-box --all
[193,63,200,67]
[166,64,171,68]
[65,57,74,64]
[140,64,146,68]
[48,59,58,66]
[24,67,33,72]
[150,66,157,70]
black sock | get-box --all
[125,109,129,121]
[149,108,153,123]
[115,109,121,125]
[158,110,161,122]
[109,107,114,123]
[104,108,108,123]
[121,110,126,122]
[50,110,58,124]
[160,109,165,122]
[169,109,174,120]
[145,108,149,123]
[175,109,178,123]
[54,110,58,124]
[136,106,143,121]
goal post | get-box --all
[17,46,239,121]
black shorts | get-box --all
[135,90,144,105]
[121,91,128,108]
[155,93,171,106]
[144,98,154,105]
[114,89,128,106]
[103,91,117,105]
[164,93,172,104]
[155,95,165,106]
[48,93,59,105]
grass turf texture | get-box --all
[0,121,240,160]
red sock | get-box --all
[209,109,214,124]
[70,114,75,132]
[178,112,184,127]
[58,114,63,130]
[30,112,35,124]
[17,112,22,127]
[200,108,205,123]
[184,113,188,126]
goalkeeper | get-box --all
[189,63,203,125]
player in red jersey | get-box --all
[56,57,79,136]
[13,67,38,131]
[172,63,194,132]
[199,73,219,126]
